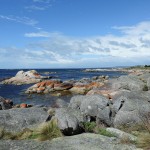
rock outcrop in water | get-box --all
[25,75,108,95]
[1,70,50,85]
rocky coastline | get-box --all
[0,68,150,149]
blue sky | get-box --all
[0,0,150,68]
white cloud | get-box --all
[113,21,150,36]
[27,0,54,11]
[24,31,51,37]
[25,5,47,11]
[33,0,51,3]
[0,15,38,26]
[1,21,150,68]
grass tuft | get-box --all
[34,118,62,141]
[82,122,96,132]
[98,128,115,137]
[0,118,62,141]
[143,85,148,91]
[137,133,150,150]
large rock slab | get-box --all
[0,133,139,150]
[53,107,84,135]
[69,95,112,126]
[0,107,49,132]
[112,75,146,91]
[80,95,109,117]
[112,91,150,127]
[106,128,137,142]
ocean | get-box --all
[0,69,126,106]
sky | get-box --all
[0,0,150,68]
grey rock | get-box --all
[106,128,137,142]
[69,95,85,109]
[79,78,91,83]
[69,95,111,126]
[0,96,13,110]
[54,107,84,135]
[96,106,112,126]
[53,99,68,108]
[147,77,150,90]
[0,107,48,132]
[92,76,99,80]
[138,73,150,82]
[112,91,150,127]
[80,95,109,117]
[0,133,139,150]
[112,75,145,91]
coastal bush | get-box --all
[98,128,115,137]
[82,122,115,137]
[82,122,96,132]
[143,85,148,91]
[33,118,62,141]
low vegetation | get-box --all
[137,133,150,150]
[143,85,149,91]
[82,122,115,137]
[82,122,97,132]
[127,65,150,70]
[0,118,62,141]
[117,112,150,149]
[97,128,115,137]
[33,118,62,141]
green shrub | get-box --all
[143,85,148,91]
[98,128,115,137]
[82,122,96,132]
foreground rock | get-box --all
[112,91,150,128]
[2,70,50,85]
[0,107,48,132]
[69,95,112,126]
[0,96,13,110]
[51,107,84,135]
[106,128,137,142]
[0,133,139,150]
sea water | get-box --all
[0,69,126,106]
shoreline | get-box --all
[0,67,150,149]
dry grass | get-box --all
[34,118,62,141]
[0,118,62,141]
[119,135,134,145]
[137,133,150,150]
